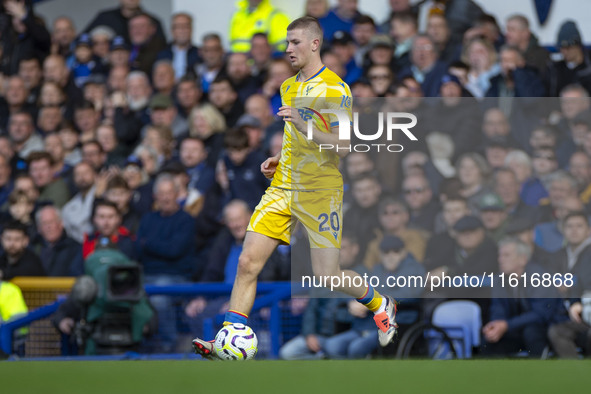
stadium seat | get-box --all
[426,301,482,359]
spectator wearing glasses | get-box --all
[366,64,394,97]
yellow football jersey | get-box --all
[270,65,353,191]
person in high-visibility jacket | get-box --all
[0,281,28,324]
[229,0,290,53]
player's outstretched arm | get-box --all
[277,105,349,158]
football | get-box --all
[214,323,258,360]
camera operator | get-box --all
[51,202,154,355]
[82,198,136,260]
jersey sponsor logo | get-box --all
[299,107,329,131]
[340,95,352,108]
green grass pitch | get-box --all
[2,359,590,394]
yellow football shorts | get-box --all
[247,187,343,248]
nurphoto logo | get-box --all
[305,109,418,153]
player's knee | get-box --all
[237,253,261,278]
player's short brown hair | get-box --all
[287,16,323,46]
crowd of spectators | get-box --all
[0,0,590,357]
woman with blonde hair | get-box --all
[188,103,226,166]
[462,37,501,98]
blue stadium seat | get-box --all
[426,301,482,359]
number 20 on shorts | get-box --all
[317,212,340,232]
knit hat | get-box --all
[557,20,582,48]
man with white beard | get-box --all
[111,71,152,149]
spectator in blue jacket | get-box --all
[156,13,200,80]
[400,34,448,98]
[136,173,196,352]
[318,0,360,42]
[482,237,561,357]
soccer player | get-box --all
[192,16,397,359]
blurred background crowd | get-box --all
[0,0,590,359]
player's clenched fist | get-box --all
[261,155,279,179]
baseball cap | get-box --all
[453,215,484,232]
[441,74,461,87]
[331,30,354,46]
[83,74,106,87]
[76,33,92,47]
[124,155,143,169]
[478,193,506,211]
[149,94,174,110]
[236,114,263,129]
[379,235,405,252]
[110,36,129,51]
[368,35,394,50]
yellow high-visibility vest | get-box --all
[229,0,290,53]
[0,281,28,323]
